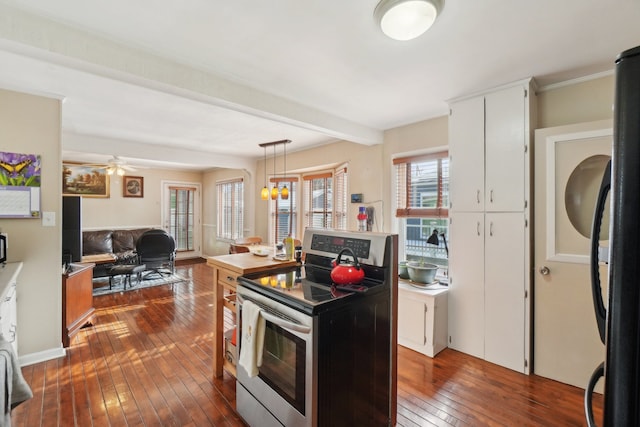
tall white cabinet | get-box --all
[448,79,534,373]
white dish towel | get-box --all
[239,300,266,377]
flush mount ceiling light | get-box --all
[374,0,444,41]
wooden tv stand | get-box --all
[62,262,95,347]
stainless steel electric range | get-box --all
[235,228,398,427]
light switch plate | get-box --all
[42,211,55,227]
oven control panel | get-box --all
[309,234,371,259]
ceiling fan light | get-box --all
[281,185,289,200]
[261,186,270,200]
[375,0,443,41]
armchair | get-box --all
[136,229,176,278]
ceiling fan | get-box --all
[105,156,136,176]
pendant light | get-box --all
[281,141,289,200]
[270,145,279,200]
[260,145,269,200]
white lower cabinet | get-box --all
[449,211,528,373]
[397,282,448,358]
[0,262,22,355]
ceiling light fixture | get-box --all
[374,0,444,41]
[258,139,292,201]
[261,145,269,200]
[106,165,126,176]
[281,142,289,200]
[271,145,278,200]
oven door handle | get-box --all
[237,294,311,334]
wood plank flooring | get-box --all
[11,261,602,426]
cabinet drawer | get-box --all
[217,268,240,289]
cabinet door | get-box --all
[398,293,426,349]
[449,96,485,212]
[448,212,485,358]
[485,212,526,372]
[485,85,526,212]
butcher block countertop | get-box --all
[207,252,297,378]
[206,252,296,277]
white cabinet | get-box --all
[0,262,22,355]
[449,96,485,212]
[485,87,527,212]
[448,79,534,374]
[447,212,484,359]
[397,282,448,358]
[484,213,526,371]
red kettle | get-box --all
[330,248,365,285]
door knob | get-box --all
[539,266,550,275]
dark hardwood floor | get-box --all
[11,261,601,426]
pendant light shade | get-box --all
[374,0,444,41]
[271,145,279,199]
[281,141,289,200]
[281,185,289,199]
[261,145,269,200]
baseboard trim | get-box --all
[19,346,66,367]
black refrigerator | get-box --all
[587,45,640,427]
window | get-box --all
[217,178,244,240]
[302,166,348,231]
[333,167,348,230]
[270,177,298,244]
[394,152,449,262]
[303,173,333,229]
[168,186,197,251]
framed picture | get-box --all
[62,162,110,198]
[123,176,144,198]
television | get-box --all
[62,196,82,265]
[0,233,6,265]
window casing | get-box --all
[395,152,449,262]
[217,178,244,240]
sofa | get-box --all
[82,228,152,277]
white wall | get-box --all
[81,167,203,229]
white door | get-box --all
[485,212,526,372]
[448,211,485,359]
[162,181,202,259]
[533,120,612,388]
[398,292,426,349]
[485,85,526,212]
[449,96,485,212]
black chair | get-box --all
[135,229,176,278]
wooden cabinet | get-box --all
[0,262,22,355]
[62,263,95,347]
[397,282,448,358]
[207,253,296,378]
[448,79,534,373]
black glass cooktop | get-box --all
[239,264,384,315]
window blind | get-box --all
[217,178,244,240]
[334,166,348,230]
[303,173,333,229]
[270,178,297,243]
[395,152,449,218]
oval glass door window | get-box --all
[565,155,611,239]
